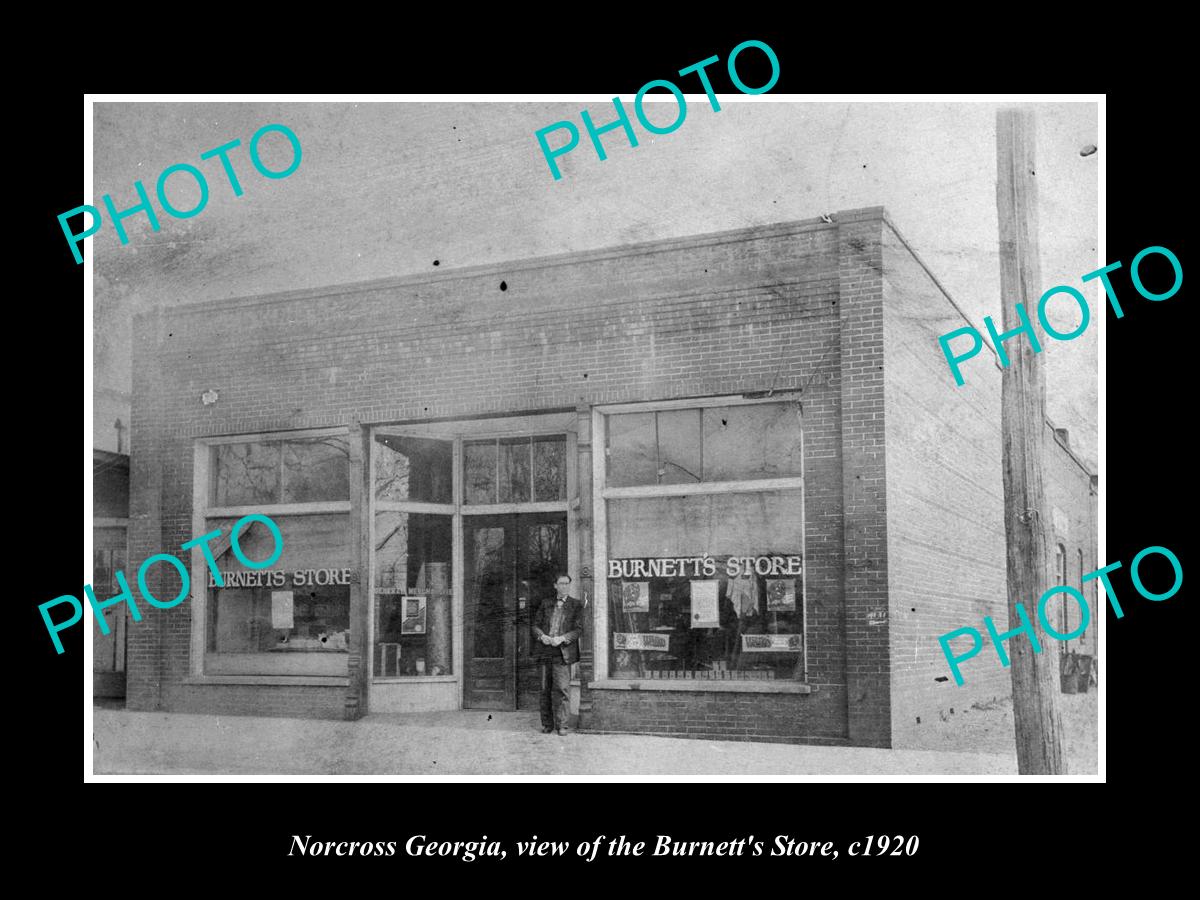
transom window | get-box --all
[606,404,804,487]
[463,436,567,504]
[212,436,350,506]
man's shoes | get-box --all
[541,726,554,734]
[556,727,570,736]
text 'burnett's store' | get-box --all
[127,208,1097,748]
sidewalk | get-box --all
[92,707,1022,776]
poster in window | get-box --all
[742,633,803,652]
[766,578,796,611]
[621,580,650,612]
[690,580,719,628]
[614,632,670,651]
[401,595,427,634]
[271,590,294,629]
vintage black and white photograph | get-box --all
[87,95,1100,777]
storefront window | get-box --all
[607,404,802,486]
[214,441,280,506]
[701,404,803,481]
[499,437,531,503]
[464,440,497,504]
[606,412,657,487]
[374,511,453,677]
[463,436,567,505]
[532,436,567,501]
[283,437,351,503]
[214,436,350,506]
[204,514,350,676]
[657,409,702,484]
[375,435,452,503]
[601,400,806,685]
[606,490,805,681]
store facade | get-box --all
[127,207,1096,748]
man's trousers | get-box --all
[540,660,572,731]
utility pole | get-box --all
[995,108,1065,774]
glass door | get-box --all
[464,513,567,710]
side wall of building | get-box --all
[881,225,1012,747]
[881,223,1099,748]
[1043,424,1099,658]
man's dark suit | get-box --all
[532,596,583,732]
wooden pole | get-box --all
[995,109,1065,774]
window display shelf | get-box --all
[589,678,812,694]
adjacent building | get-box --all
[93,449,130,699]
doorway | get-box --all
[93,527,128,699]
[463,513,568,710]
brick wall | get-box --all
[166,684,346,719]
[837,211,891,747]
[586,688,851,745]
[880,222,1097,747]
[127,209,894,744]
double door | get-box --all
[464,513,567,710]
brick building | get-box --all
[125,207,1096,748]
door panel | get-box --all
[517,517,567,709]
[464,513,567,711]
[464,521,514,710]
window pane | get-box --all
[607,412,657,487]
[282,437,350,503]
[533,436,567,501]
[463,440,497,505]
[468,525,507,660]
[93,548,114,596]
[499,437,532,503]
[606,490,804,682]
[204,514,350,676]
[375,511,453,677]
[657,409,701,485]
[702,403,803,481]
[375,435,453,503]
[609,491,803,558]
[214,442,280,506]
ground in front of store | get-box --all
[91,691,1097,776]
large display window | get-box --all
[372,433,457,679]
[203,513,351,676]
[195,428,352,679]
[598,399,807,687]
[373,511,453,677]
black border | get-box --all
[27,30,1185,881]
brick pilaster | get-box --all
[836,209,892,747]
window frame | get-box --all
[1054,542,1069,644]
[370,429,458,684]
[458,432,570,512]
[591,394,808,691]
[367,426,575,689]
[189,426,352,684]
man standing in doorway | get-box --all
[532,574,583,736]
